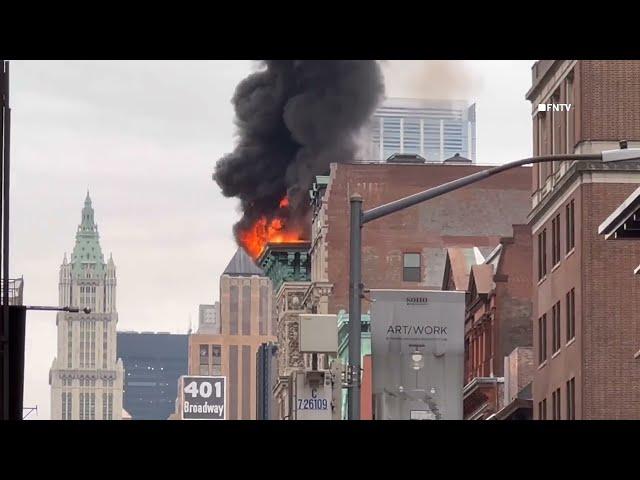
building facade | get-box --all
[117,331,188,420]
[361,98,476,163]
[528,60,640,419]
[462,225,533,384]
[49,192,124,420]
[316,161,531,314]
[445,226,533,419]
[187,249,275,420]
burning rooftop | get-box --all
[213,61,384,260]
[237,196,308,261]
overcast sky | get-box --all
[10,60,533,419]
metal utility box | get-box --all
[299,314,338,354]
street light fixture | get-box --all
[24,305,91,314]
[346,146,640,420]
[410,348,424,371]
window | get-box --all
[90,393,95,420]
[212,345,222,375]
[403,253,421,282]
[552,388,561,420]
[67,326,73,368]
[566,200,575,252]
[103,328,108,369]
[538,398,547,420]
[107,393,113,420]
[62,392,67,420]
[536,115,544,185]
[552,301,561,353]
[566,75,574,154]
[62,390,72,420]
[566,288,575,341]
[89,321,95,368]
[199,344,209,376]
[199,345,209,365]
[566,377,576,420]
[80,321,85,368]
[538,229,547,280]
[538,314,547,364]
[552,214,561,266]
[550,93,556,162]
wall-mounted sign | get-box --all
[371,289,465,420]
[293,372,332,420]
[180,376,226,420]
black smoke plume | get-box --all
[213,60,385,249]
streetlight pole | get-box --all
[1,59,10,421]
[346,148,640,420]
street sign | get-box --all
[294,372,332,420]
[180,376,226,420]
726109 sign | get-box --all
[180,376,226,420]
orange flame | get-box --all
[239,196,305,260]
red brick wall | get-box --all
[325,163,531,313]
[494,224,533,376]
[579,61,640,142]
[532,185,584,419]
[581,183,640,419]
[533,181,640,419]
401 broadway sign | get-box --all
[180,376,226,420]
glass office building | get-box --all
[362,98,476,162]
[117,331,188,420]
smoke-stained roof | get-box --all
[223,248,265,277]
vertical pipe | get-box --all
[1,60,9,420]
[348,194,363,420]
[0,59,5,420]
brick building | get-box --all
[528,60,640,419]
[443,225,533,419]
[463,225,532,384]
[493,346,534,420]
[442,246,491,292]
[313,160,532,314]
[188,248,276,420]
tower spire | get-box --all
[71,190,105,277]
[80,191,96,232]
